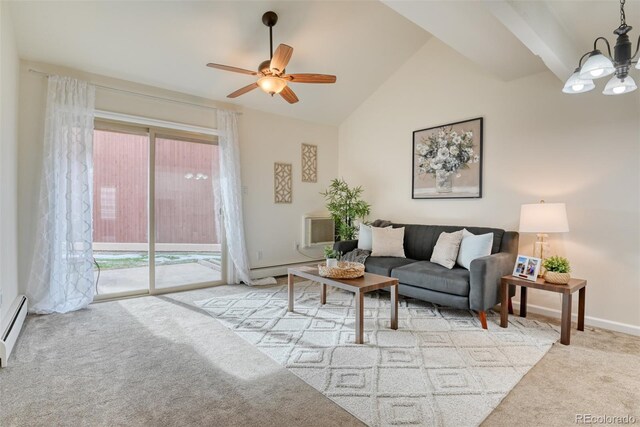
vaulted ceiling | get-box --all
[383,0,640,84]
[9,1,635,125]
[9,0,429,125]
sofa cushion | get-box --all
[391,224,505,260]
[365,257,417,276]
[358,223,391,251]
[430,230,463,269]
[391,261,470,297]
[371,227,406,257]
[456,229,493,270]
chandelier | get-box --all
[563,0,639,95]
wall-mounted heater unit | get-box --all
[302,215,335,248]
[1,295,28,368]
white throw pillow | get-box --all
[371,227,406,257]
[430,230,464,269]
[358,223,391,250]
[357,223,373,250]
[456,229,494,270]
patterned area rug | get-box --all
[196,281,559,427]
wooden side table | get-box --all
[500,275,586,345]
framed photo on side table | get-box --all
[513,255,541,281]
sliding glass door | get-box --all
[93,126,150,297]
[153,133,223,291]
[92,122,224,299]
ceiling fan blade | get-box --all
[280,85,299,104]
[270,44,294,74]
[284,73,337,84]
[227,82,259,98]
[207,63,257,76]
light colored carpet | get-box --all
[0,286,364,427]
[197,281,559,427]
[2,282,638,427]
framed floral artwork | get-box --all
[412,117,483,199]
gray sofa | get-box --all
[334,222,518,329]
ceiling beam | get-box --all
[483,0,580,82]
[381,0,547,81]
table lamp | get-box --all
[519,200,569,263]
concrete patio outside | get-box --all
[93,252,222,296]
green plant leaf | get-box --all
[320,178,371,241]
[542,256,571,273]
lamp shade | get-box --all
[602,75,637,95]
[578,51,615,80]
[519,202,569,233]
[562,70,595,94]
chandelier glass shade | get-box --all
[562,69,596,94]
[564,0,639,95]
[603,75,637,95]
[578,51,615,79]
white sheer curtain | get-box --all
[27,76,96,314]
[217,110,275,286]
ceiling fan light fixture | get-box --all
[257,76,287,95]
[602,75,637,95]
[578,51,616,79]
[562,69,595,94]
[207,11,336,104]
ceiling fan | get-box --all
[206,11,337,104]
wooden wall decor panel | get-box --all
[274,162,293,203]
[301,143,318,183]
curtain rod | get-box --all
[27,68,239,114]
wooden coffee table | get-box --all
[500,275,587,345]
[288,266,399,344]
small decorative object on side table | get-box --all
[542,255,571,285]
[513,254,542,281]
[500,275,586,345]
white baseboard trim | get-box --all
[251,260,322,280]
[512,299,640,337]
[1,295,28,368]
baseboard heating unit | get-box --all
[0,295,28,368]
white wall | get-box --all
[0,2,20,331]
[240,108,337,270]
[17,61,337,292]
[338,38,640,332]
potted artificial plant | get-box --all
[542,256,571,284]
[324,246,341,268]
[320,178,371,241]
